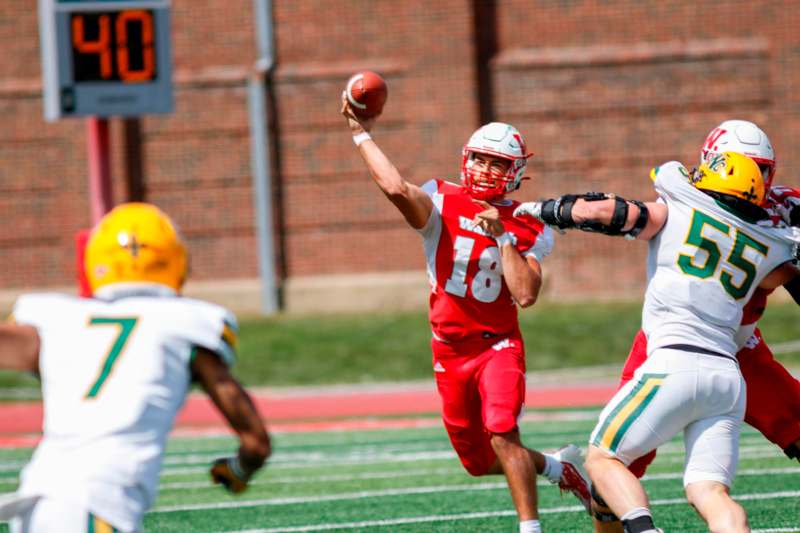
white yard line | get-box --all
[643,466,800,480]
[154,473,800,514]
[771,340,800,355]
[227,510,521,533]
[218,491,800,532]
[0,436,783,476]
[154,482,509,513]
[156,465,800,491]
[159,467,466,490]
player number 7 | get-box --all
[85,317,139,399]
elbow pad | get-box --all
[540,193,649,239]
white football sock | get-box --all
[542,453,563,483]
[519,519,542,533]
[620,507,658,533]
[620,507,652,521]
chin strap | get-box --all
[539,192,649,240]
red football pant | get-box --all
[432,332,526,476]
[739,329,800,450]
[620,328,800,477]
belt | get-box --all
[661,343,737,362]
[432,330,512,344]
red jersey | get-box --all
[419,179,553,342]
[745,185,800,324]
[765,185,800,227]
[734,185,799,342]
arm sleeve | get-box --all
[11,294,66,329]
[418,179,443,238]
[178,302,238,367]
[651,161,690,200]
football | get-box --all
[344,71,388,119]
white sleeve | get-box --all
[11,293,71,328]
[522,226,554,262]
[420,179,438,197]
[418,179,443,238]
[652,161,691,201]
[176,300,238,367]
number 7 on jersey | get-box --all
[85,317,138,399]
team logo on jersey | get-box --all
[458,216,520,245]
[459,216,490,236]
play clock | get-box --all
[39,0,173,120]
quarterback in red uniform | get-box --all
[342,98,591,533]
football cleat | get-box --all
[552,444,592,514]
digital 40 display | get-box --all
[71,10,157,83]
[39,0,173,120]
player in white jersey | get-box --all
[0,203,271,533]
[514,152,800,533]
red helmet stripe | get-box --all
[704,128,727,152]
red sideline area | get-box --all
[0,384,615,448]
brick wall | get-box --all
[273,0,478,279]
[1,0,797,301]
[492,0,800,297]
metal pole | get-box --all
[249,0,279,314]
[86,117,113,224]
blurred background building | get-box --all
[2,1,798,313]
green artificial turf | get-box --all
[2,415,797,532]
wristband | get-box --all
[352,132,372,146]
[495,232,513,247]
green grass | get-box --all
[1,300,798,390]
[220,299,800,386]
[1,414,797,532]
[228,300,648,386]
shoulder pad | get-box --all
[12,293,77,325]
[171,298,238,366]
[651,161,691,194]
[421,179,440,196]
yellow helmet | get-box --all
[85,203,188,294]
[694,151,766,206]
